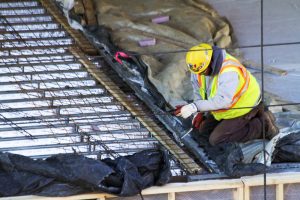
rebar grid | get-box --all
[0,1,187,175]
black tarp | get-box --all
[274,131,300,162]
[0,149,170,197]
[206,143,265,178]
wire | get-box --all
[82,41,300,58]
[260,0,267,199]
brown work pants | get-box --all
[198,104,264,146]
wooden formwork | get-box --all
[2,172,300,200]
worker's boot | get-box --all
[264,110,279,139]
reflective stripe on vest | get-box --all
[197,54,261,120]
[197,74,207,100]
[214,59,250,112]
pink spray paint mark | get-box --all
[138,38,156,47]
[114,51,130,64]
[151,16,170,24]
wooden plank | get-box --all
[244,186,250,200]
[242,172,300,186]
[234,186,244,200]
[276,184,284,200]
[141,179,243,195]
[168,192,175,200]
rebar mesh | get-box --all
[0,0,187,175]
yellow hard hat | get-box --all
[186,43,213,74]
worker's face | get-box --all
[201,64,212,76]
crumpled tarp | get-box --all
[274,131,300,162]
[0,149,170,197]
[203,132,300,178]
[94,0,234,106]
[207,143,265,178]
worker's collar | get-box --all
[210,46,224,76]
[201,65,212,76]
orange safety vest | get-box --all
[197,54,261,120]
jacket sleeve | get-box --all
[191,74,202,101]
[193,71,239,112]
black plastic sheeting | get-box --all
[203,131,300,177]
[207,143,265,178]
[274,131,300,162]
[0,149,170,197]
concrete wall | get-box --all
[207,0,300,103]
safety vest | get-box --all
[197,53,261,121]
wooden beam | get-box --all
[234,186,244,200]
[168,192,176,200]
[244,186,250,200]
[242,172,300,186]
[141,179,243,195]
[276,184,284,200]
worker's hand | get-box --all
[175,103,198,119]
[192,113,203,129]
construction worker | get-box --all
[175,43,279,146]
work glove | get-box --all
[192,112,203,129]
[175,103,198,119]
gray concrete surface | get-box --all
[207,0,300,103]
